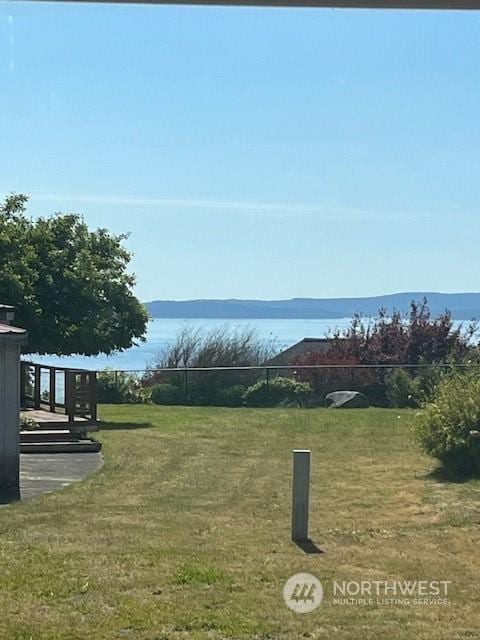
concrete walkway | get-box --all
[20,452,103,501]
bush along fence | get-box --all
[95,363,479,409]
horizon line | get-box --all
[144,291,480,303]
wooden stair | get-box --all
[20,429,101,454]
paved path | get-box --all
[20,453,103,501]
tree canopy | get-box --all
[0,194,148,355]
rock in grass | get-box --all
[325,391,369,409]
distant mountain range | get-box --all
[145,293,480,321]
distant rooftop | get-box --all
[267,337,337,366]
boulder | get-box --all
[325,391,369,409]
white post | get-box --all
[292,449,311,542]
[0,330,27,502]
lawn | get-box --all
[1,405,480,639]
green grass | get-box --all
[1,405,480,639]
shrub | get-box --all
[293,353,376,401]
[97,369,141,404]
[326,300,476,367]
[20,414,39,431]
[214,384,246,407]
[413,361,444,404]
[415,370,480,474]
[150,383,182,405]
[359,381,389,407]
[138,386,153,404]
[386,364,445,408]
[143,325,276,406]
[146,325,277,372]
[386,368,418,408]
[243,377,312,408]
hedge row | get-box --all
[98,372,314,408]
[97,367,444,409]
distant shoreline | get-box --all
[145,292,480,321]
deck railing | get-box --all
[20,361,97,423]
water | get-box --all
[27,317,354,371]
[27,316,473,372]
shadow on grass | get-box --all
[294,538,324,555]
[98,421,153,431]
[426,465,480,484]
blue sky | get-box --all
[1,3,480,301]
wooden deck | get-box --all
[20,361,99,453]
[21,361,97,424]
[20,409,100,454]
[21,408,97,430]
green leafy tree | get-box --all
[0,194,148,355]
